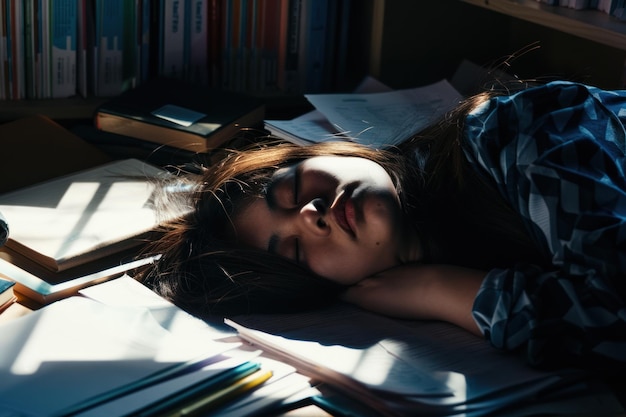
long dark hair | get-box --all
[137,140,418,318]
[399,92,545,269]
[138,90,545,319]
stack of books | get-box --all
[0,277,16,313]
[0,115,198,305]
[0,276,315,416]
[0,157,191,305]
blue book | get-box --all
[94,0,125,96]
[0,276,16,309]
[50,0,77,98]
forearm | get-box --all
[343,264,485,335]
[429,266,484,335]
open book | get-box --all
[0,158,186,272]
[226,303,621,416]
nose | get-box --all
[298,198,330,237]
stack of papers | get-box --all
[0,277,315,417]
[264,78,462,149]
[227,304,622,417]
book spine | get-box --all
[139,0,151,83]
[121,0,137,91]
[332,0,350,91]
[220,0,233,90]
[50,0,77,98]
[11,1,26,99]
[246,0,259,92]
[234,0,248,92]
[40,0,50,98]
[187,0,208,84]
[299,0,328,93]
[207,0,221,87]
[0,0,6,100]
[159,0,186,78]
[23,0,36,99]
[280,0,301,94]
[323,0,339,91]
[4,1,14,99]
[94,0,124,97]
[258,0,282,93]
[32,0,41,98]
[76,0,88,97]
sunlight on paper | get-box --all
[5,297,230,376]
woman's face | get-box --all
[232,156,421,285]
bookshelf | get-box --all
[0,0,365,122]
[460,0,626,51]
[366,0,626,90]
[2,0,626,123]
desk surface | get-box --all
[2,292,625,417]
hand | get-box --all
[342,263,486,335]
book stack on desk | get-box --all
[0,158,191,304]
[227,304,625,416]
[0,276,315,416]
[0,277,16,313]
[94,78,266,154]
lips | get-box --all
[332,191,356,237]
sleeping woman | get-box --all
[138,80,626,370]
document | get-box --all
[264,77,462,149]
[226,302,596,416]
[0,294,238,416]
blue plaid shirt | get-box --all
[463,81,626,368]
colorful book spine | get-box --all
[23,0,36,99]
[40,0,50,98]
[50,0,77,98]
[76,0,88,97]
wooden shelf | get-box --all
[0,97,107,123]
[460,0,626,50]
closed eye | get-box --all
[293,165,300,205]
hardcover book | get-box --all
[94,78,265,153]
[0,158,189,273]
[0,247,159,304]
[0,276,16,312]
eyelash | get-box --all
[292,168,299,205]
[293,168,300,262]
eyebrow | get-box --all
[268,233,279,253]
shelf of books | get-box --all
[0,0,358,120]
[460,0,626,50]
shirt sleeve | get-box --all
[462,81,626,369]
